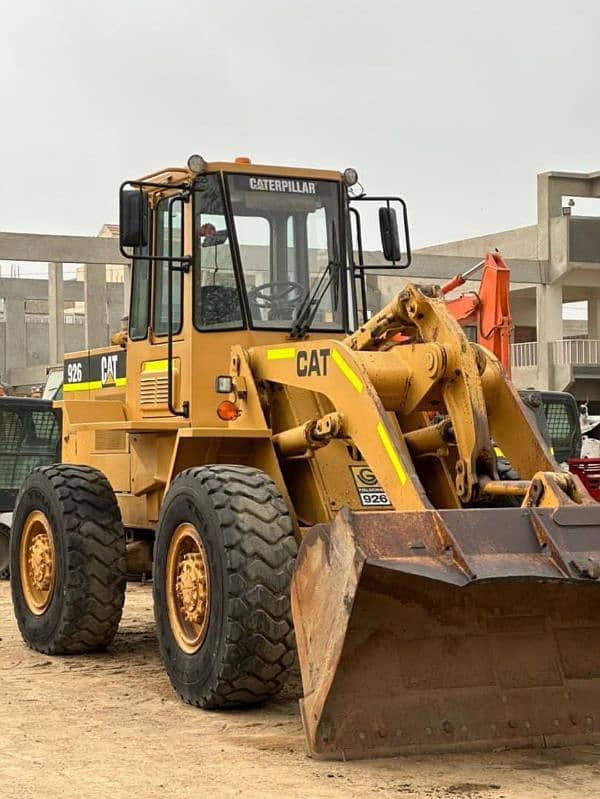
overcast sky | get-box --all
[1,0,600,251]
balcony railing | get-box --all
[511,339,600,370]
[551,339,600,366]
[511,341,538,369]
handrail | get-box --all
[511,339,600,370]
[551,339,600,367]
[511,341,538,368]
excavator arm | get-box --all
[442,251,513,377]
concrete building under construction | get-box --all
[0,169,600,402]
[370,169,600,403]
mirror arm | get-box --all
[349,206,368,323]
[118,177,191,259]
[348,196,411,270]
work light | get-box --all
[343,167,359,187]
[187,154,207,174]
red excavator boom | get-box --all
[441,251,513,377]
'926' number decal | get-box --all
[66,361,83,384]
[361,491,391,505]
[349,465,392,508]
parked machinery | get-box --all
[8,156,600,760]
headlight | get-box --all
[187,154,207,174]
[215,375,234,394]
[343,167,359,187]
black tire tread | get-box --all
[0,521,9,580]
[13,464,126,654]
[171,465,296,709]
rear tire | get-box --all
[0,522,9,580]
[153,465,297,708]
[10,464,126,654]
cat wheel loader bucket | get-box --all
[292,503,600,759]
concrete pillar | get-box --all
[588,297,600,339]
[5,297,26,385]
[48,262,64,365]
[84,263,108,349]
[537,173,552,267]
[537,173,589,279]
[536,283,563,390]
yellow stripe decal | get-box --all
[494,446,504,457]
[267,347,296,360]
[142,359,171,372]
[377,421,407,486]
[63,380,101,392]
[63,378,127,392]
[332,349,363,393]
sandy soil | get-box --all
[1,582,600,799]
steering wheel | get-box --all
[248,281,306,312]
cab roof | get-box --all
[138,159,343,186]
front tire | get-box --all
[0,522,9,580]
[153,465,297,708]
[10,464,126,654]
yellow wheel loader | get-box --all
[9,155,600,760]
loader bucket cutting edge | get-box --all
[291,505,600,760]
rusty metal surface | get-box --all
[480,479,529,497]
[292,506,600,760]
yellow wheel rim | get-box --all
[166,523,211,654]
[20,510,55,615]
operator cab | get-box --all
[120,155,411,344]
[195,170,344,335]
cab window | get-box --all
[129,254,150,341]
[193,174,243,330]
[226,174,343,331]
[153,198,184,336]
[129,201,151,341]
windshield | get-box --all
[193,173,344,332]
[43,370,63,401]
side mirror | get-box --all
[201,230,229,248]
[379,207,401,262]
[120,189,147,249]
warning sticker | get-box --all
[349,465,392,508]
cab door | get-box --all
[123,188,192,421]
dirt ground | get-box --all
[1,583,600,799]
